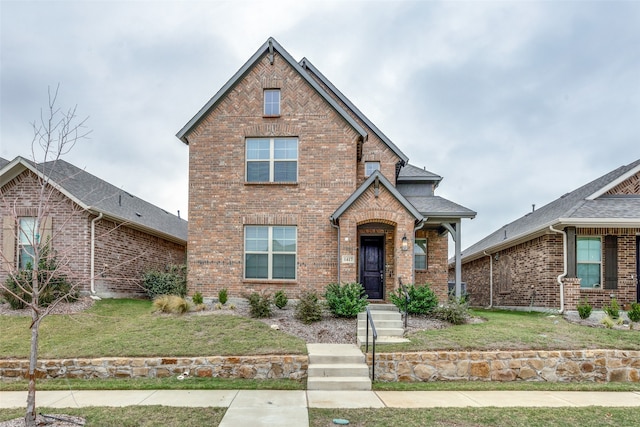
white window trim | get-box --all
[17,217,38,270]
[364,161,380,177]
[264,89,280,116]
[246,138,298,183]
[414,237,428,270]
[244,225,297,280]
[577,236,602,288]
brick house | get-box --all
[176,37,475,302]
[456,159,640,310]
[1,156,187,298]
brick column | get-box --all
[563,277,581,310]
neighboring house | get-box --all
[0,156,187,298]
[176,37,475,302]
[456,159,640,311]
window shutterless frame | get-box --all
[244,225,297,280]
[246,137,298,183]
[264,89,280,116]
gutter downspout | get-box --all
[549,225,567,313]
[331,220,341,284]
[412,220,426,285]
[90,213,103,299]
[483,251,493,308]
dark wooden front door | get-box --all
[360,236,384,299]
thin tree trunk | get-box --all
[25,268,40,427]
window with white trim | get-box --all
[246,138,298,182]
[245,225,296,280]
[365,161,380,177]
[18,217,37,269]
[264,89,280,116]
[577,236,601,288]
[414,238,427,270]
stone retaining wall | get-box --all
[2,350,639,383]
[0,356,308,381]
[369,350,640,382]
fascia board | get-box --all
[89,209,187,245]
[586,163,640,200]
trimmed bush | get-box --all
[274,289,288,309]
[218,288,228,305]
[246,291,272,318]
[628,302,640,323]
[142,265,187,299]
[324,282,368,318]
[577,297,592,320]
[294,290,322,324]
[603,298,621,320]
[192,292,203,305]
[390,283,438,315]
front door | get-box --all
[360,236,384,299]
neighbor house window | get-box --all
[414,238,427,270]
[365,161,380,177]
[245,225,296,280]
[246,138,298,182]
[18,217,37,269]
[264,89,280,116]
[577,237,601,288]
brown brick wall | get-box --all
[1,170,186,298]
[459,229,638,309]
[415,228,449,301]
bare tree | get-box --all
[0,86,90,426]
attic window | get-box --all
[264,89,280,116]
[365,161,380,177]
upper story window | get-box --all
[365,161,380,177]
[577,236,601,288]
[18,217,37,269]
[246,138,298,183]
[264,89,280,116]
[414,238,427,270]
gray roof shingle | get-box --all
[461,159,640,262]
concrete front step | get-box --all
[365,304,399,311]
[357,327,405,337]
[357,319,404,329]
[307,363,370,377]
[357,312,402,321]
[306,343,371,391]
[307,376,372,391]
[356,335,410,346]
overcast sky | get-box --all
[1,0,639,255]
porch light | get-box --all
[401,234,409,251]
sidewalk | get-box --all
[2,390,640,426]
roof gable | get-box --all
[176,37,367,144]
[330,170,423,223]
[299,58,409,164]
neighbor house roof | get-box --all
[0,157,8,169]
[176,37,368,144]
[0,156,187,243]
[460,159,640,263]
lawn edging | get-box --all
[2,349,639,383]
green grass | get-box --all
[309,407,640,427]
[379,309,640,352]
[373,380,640,392]
[0,299,307,358]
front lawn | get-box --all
[379,309,640,353]
[0,299,307,358]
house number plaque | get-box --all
[341,255,355,264]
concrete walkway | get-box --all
[2,390,640,426]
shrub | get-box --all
[628,302,640,323]
[603,298,620,320]
[577,297,592,320]
[153,295,189,314]
[600,315,615,329]
[390,283,438,315]
[142,264,187,299]
[192,292,203,305]
[2,245,77,309]
[218,288,228,305]
[432,298,469,325]
[246,291,272,318]
[274,290,288,309]
[324,282,368,318]
[294,290,323,324]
